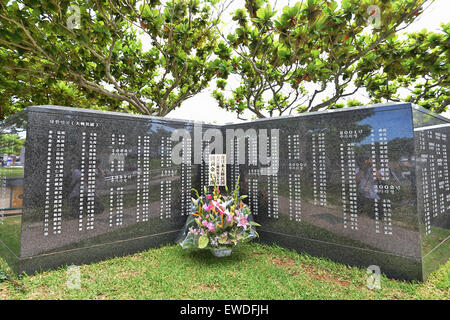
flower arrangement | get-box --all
[178,177,260,255]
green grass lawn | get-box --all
[0,243,448,300]
[0,167,24,179]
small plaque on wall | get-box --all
[209,154,226,186]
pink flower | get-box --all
[207,222,215,231]
[189,227,200,235]
[216,205,225,215]
[237,215,248,230]
[206,194,212,200]
[202,220,208,227]
[203,203,213,211]
[226,216,233,223]
[217,189,220,194]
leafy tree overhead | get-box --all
[0,133,25,154]
[0,0,225,116]
[0,75,123,121]
[360,23,449,114]
[0,0,447,120]
[0,47,124,120]
[212,0,440,119]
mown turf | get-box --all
[0,167,23,179]
[0,243,448,300]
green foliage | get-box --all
[0,0,222,116]
[0,49,125,120]
[212,0,444,118]
[360,23,450,113]
[0,134,25,154]
[198,235,209,248]
[0,0,447,119]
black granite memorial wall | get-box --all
[225,103,449,281]
[0,103,448,280]
[0,106,220,274]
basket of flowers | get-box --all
[177,178,260,257]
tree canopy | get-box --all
[0,0,225,116]
[361,22,449,113]
[0,47,124,120]
[211,0,447,119]
[0,0,448,119]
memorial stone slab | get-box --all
[224,103,449,281]
[0,106,220,274]
[0,103,448,280]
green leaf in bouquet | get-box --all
[198,235,209,249]
[249,221,261,227]
[218,237,227,245]
[192,188,202,205]
[242,207,251,214]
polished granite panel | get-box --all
[412,106,450,279]
[0,103,448,280]
[0,106,220,274]
[224,103,449,281]
[0,111,26,271]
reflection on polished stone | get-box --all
[0,103,448,280]
[225,102,449,281]
[0,106,217,274]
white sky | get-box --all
[161,0,450,123]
